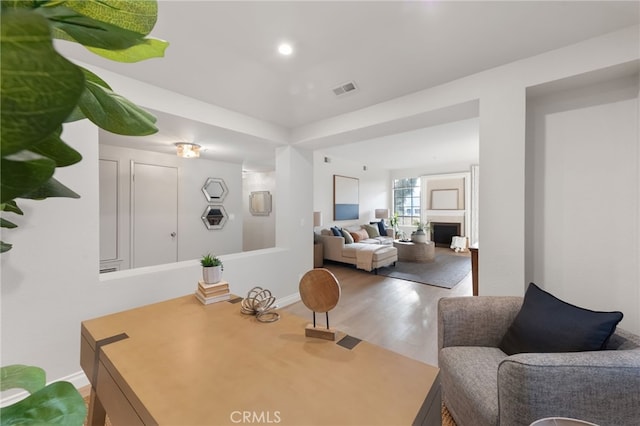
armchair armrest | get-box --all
[498,349,640,426]
[438,296,522,350]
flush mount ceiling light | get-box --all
[278,43,293,56]
[175,142,201,158]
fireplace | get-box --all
[431,222,461,247]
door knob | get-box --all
[170,232,177,238]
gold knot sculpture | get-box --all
[240,286,280,323]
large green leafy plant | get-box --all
[0,0,168,253]
[0,365,87,425]
[0,1,167,424]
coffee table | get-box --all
[81,295,441,425]
[394,240,435,262]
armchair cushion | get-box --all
[499,283,623,355]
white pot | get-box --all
[411,230,428,244]
[203,265,222,284]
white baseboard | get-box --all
[1,370,89,407]
[276,292,300,308]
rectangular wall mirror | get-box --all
[249,191,272,216]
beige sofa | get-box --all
[318,225,397,272]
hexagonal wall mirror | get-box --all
[202,178,228,202]
[201,205,228,230]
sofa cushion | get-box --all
[341,244,361,259]
[362,224,380,238]
[330,226,342,237]
[350,229,369,242]
[371,221,387,237]
[341,229,354,244]
[499,283,623,355]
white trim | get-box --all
[275,292,301,309]
[1,371,89,408]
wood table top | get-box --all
[81,295,439,425]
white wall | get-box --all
[99,144,243,270]
[242,171,276,251]
[313,152,390,230]
[526,74,639,332]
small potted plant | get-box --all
[201,253,223,284]
[411,221,430,243]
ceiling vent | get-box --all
[332,81,358,97]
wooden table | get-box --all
[394,240,435,262]
[81,295,441,426]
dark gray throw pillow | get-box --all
[330,226,342,237]
[499,283,623,355]
[371,221,387,236]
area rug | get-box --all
[376,252,471,289]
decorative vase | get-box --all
[203,265,222,284]
[411,230,427,244]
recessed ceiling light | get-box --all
[278,43,293,56]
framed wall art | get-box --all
[333,175,359,220]
[431,189,458,210]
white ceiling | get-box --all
[59,1,639,171]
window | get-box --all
[393,178,421,226]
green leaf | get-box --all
[87,37,168,63]
[0,9,85,155]
[80,66,112,89]
[0,155,56,204]
[1,218,18,229]
[1,200,24,215]
[22,177,80,200]
[63,106,86,123]
[0,381,87,426]
[56,0,159,36]
[0,365,46,394]
[41,6,150,50]
[79,80,157,136]
[29,128,83,167]
[0,241,13,253]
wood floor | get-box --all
[283,247,472,367]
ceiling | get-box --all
[58,1,639,171]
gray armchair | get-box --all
[438,296,640,426]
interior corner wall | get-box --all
[478,86,527,296]
[243,171,276,251]
[313,152,390,230]
[526,74,640,333]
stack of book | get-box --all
[195,280,231,305]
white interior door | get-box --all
[132,162,178,268]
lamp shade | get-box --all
[313,211,323,227]
[375,209,389,219]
